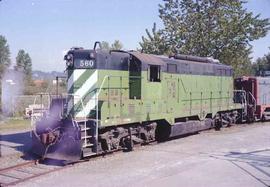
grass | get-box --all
[0,118,31,131]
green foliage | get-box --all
[15,50,32,75]
[0,35,11,78]
[24,79,48,95]
[101,40,123,50]
[14,50,33,94]
[140,23,170,55]
[101,41,110,50]
[15,49,32,81]
[140,0,270,77]
[111,40,123,50]
[24,79,67,95]
[252,50,270,75]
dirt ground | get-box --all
[1,122,270,187]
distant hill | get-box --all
[32,70,66,80]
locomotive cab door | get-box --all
[129,57,141,99]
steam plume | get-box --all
[1,69,24,116]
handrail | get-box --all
[62,93,87,121]
[94,75,109,153]
[30,93,51,137]
[233,90,247,104]
[248,91,256,107]
[233,90,247,117]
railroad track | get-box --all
[0,160,69,186]
[0,148,122,186]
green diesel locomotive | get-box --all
[31,42,248,161]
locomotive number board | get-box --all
[74,59,96,69]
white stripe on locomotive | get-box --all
[75,92,98,118]
[73,70,97,105]
[67,69,86,91]
[67,70,98,116]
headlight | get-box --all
[89,52,95,59]
[64,54,73,61]
[66,60,73,67]
[66,54,72,60]
[64,54,73,68]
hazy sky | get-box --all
[0,0,270,72]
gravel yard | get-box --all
[2,122,270,187]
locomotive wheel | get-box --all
[155,121,171,142]
[214,119,222,131]
[261,115,266,122]
[123,137,133,151]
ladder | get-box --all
[64,93,99,158]
[76,120,98,157]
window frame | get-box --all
[148,65,161,82]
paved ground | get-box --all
[2,122,270,187]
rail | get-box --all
[0,160,68,186]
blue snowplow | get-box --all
[31,96,82,162]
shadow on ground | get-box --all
[225,149,270,168]
[0,131,31,153]
[211,149,270,186]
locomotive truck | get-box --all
[31,42,253,161]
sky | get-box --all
[0,0,270,72]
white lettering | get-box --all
[78,60,95,68]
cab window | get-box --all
[149,65,161,82]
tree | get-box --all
[15,50,32,80]
[111,40,123,50]
[101,41,110,50]
[140,23,169,55]
[140,0,270,77]
[101,40,124,50]
[252,50,270,75]
[0,35,11,78]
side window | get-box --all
[167,64,177,73]
[149,65,161,82]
